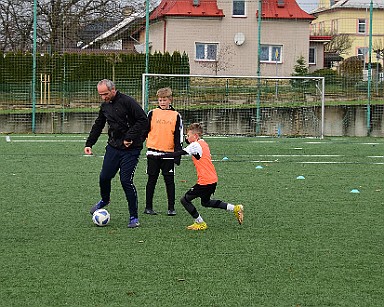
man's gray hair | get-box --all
[98,79,115,90]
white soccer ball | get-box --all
[92,209,110,226]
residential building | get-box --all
[149,0,319,76]
[311,0,384,66]
[83,0,328,76]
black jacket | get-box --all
[86,91,149,150]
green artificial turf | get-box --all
[1,135,384,306]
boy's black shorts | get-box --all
[147,156,175,176]
[186,183,217,203]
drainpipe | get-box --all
[163,20,167,52]
[32,0,37,133]
[256,0,262,135]
[144,0,150,112]
[367,0,373,135]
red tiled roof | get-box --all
[150,0,224,20]
[150,0,313,20]
[259,0,315,20]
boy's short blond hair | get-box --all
[156,87,172,98]
[187,123,203,137]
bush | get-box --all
[0,52,190,84]
[310,68,341,84]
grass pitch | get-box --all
[1,134,384,306]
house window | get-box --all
[309,47,316,64]
[195,43,218,61]
[331,19,338,34]
[358,19,366,34]
[233,0,245,16]
[260,45,282,63]
[311,24,316,35]
[319,21,324,34]
[357,47,368,60]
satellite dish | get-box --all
[234,32,245,46]
[134,42,152,54]
[134,44,145,54]
[122,6,134,16]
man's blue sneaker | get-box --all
[128,217,140,228]
[90,200,110,215]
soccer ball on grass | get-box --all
[92,209,110,226]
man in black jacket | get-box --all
[84,79,148,228]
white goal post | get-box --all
[142,73,325,138]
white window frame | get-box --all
[319,21,324,34]
[232,0,246,17]
[357,47,368,60]
[311,24,316,35]
[195,42,219,61]
[260,45,283,63]
[331,19,338,34]
[358,19,366,34]
[309,47,316,65]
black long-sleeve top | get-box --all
[85,91,149,150]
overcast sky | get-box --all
[296,0,319,12]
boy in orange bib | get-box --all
[145,87,183,216]
[147,123,243,230]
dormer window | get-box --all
[233,0,246,16]
[193,0,200,6]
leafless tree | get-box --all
[325,34,353,56]
[0,1,33,51]
[0,0,147,53]
[373,38,384,62]
[198,43,236,75]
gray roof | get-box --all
[332,0,384,9]
[311,0,384,13]
[81,11,145,50]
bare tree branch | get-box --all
[0,0,146,52]
[198,43,236,75]
[325,34,353,56]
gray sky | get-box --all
[297,0,319,12]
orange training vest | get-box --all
[192,139,218,185]
[146,108,178,152]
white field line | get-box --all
[298,161,384,165]
[306,142,383,146]
[213,159,384,165]
[4,135,87,143]
[212,159,277,163]
[248,160,280,163]
[361,143,381,145]
[298,161,355,164]
[212,153,384,165]
[7,135,87,138]
[10,139,85,143]
[259,154,342,157]
[249,141,278,143]
[5,136,384,165]
[83,155,104,158]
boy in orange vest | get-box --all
[147,123,243,230]
[144,87,183,216]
